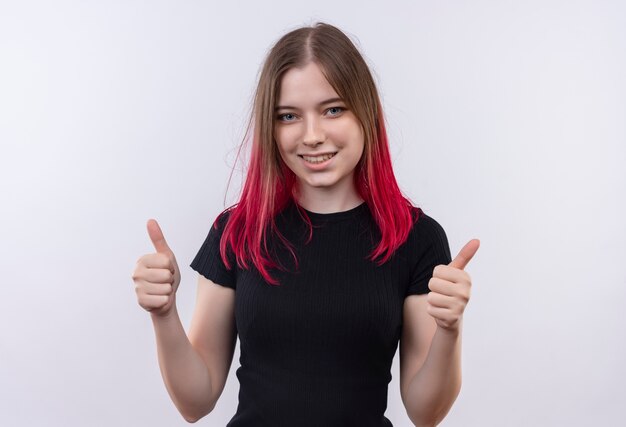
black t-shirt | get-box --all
[190,200,452,427]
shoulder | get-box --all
[407,207,448,246]
[212,206,236,232]
[197,207,236,254]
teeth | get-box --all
[302,153,335,163]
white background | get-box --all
[1,1,625,426]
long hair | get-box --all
[216,22,418,286]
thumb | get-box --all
[147,219,172,255]
[449,238,480,270]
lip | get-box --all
[298,152,337,157]
[299,152,336,170]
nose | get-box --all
[302,115,325,147]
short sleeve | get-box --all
[405,211,452,296]
[189,210,237,289]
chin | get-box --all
[303,177,338,189]
[301,177,326,187]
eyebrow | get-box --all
[275,97,344,111]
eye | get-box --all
[326,106,344,116]
[277,113,296,122]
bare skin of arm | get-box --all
[400,294,462,427]
[151,275,236,422]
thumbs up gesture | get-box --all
[426,239,480,333]
[130,219,182,317]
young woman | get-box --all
[132,22,479,426]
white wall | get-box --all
[1,1,624,425]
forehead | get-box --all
[277,62,340,104]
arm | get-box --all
[151,304,213,423]
[400,294,462,426]
[402,317,463,426]
[151,275,237,423]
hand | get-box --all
[130,219,182,317]
[426,239,480,333]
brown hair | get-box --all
[254,22,380,193]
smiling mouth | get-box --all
[298,152,337,164]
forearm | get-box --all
[405,324,463,426]
[151,304,213,422]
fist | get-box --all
[131,219,182,316]
[426,239,480,332]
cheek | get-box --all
[356,125,366,154]
[274,139,296,169]
[274,127,299,153]
[274,143,292,171]
[332,120,363,145]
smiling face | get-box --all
[274,62,365,207]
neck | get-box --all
[295,187,364,214]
